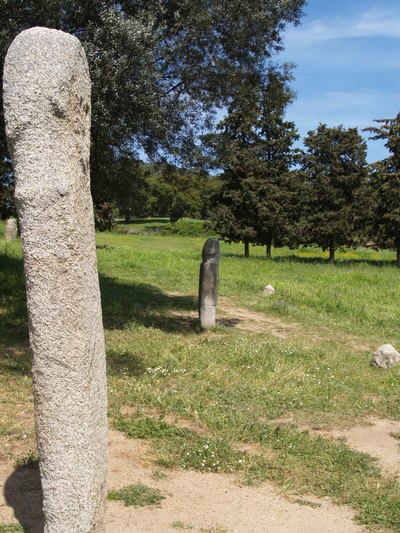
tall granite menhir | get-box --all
[199,238,220,328]
[3,28,108,532]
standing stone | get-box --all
[199,238,220,328]
[3,28,108,532]
[5,218,17,241]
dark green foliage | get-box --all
[0,162,15,219]
[207,67,300,258]
[94,202,116,232]
[252,68,301,258]
[364,113,400,267]
[134,164,221,221]
[206,83,266,257]
[300,125,372,262]
[0,0,306,221]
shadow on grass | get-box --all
[120,218,169,225]
[106,349,146,377]
[221,251,397,268]
[4,464,44,532]
[99,274,199,334]
[0,247,201,337]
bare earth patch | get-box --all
[276,416,400,482]
[0,428,367,533]
[326,418,400,480]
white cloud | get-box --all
[286,88,398,163]
[285,8,400,47]
[288,88,397,131]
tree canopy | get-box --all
[0,0,306,219]
[364,113,400,266]
[206,66,300,257]
[301,124,371,262]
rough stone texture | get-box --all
[3,27,108,532]
[371,344,400,369]
[199,238,220,328]
[4,218,17,241]
[263,285,275,296]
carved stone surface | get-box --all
[3,27,108,532]
[199,238,220,328]
[5,218,17,241]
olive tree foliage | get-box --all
[0,0,306,221]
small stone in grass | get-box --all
[263,285,275,296]
[370,344,400,369]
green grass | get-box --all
[1,219,400,531]
[108,483,165,507]
[0,526,24,532]
[172,521,193,530]
[115,217,209,237]
[15,450,38,469]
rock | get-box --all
[199,237,220,328]
[3,28,107,532]
[4,218,17,240]
[263,284,275,296]
[371,344,400,369]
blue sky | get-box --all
[279,0,400,162]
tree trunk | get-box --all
[397,247,400,268]
[244,241,249,258]
[329,245,335,264]
[266,241,272,259]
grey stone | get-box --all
[371,344,400,369]
[3,27,107,532]
[263,284,275,296]
[199,238,220,328]
[5,218,17,240]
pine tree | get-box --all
[301,124,371,263]
[207,67,300,258]
[206,83,261,257]
[364,113,400,267]
[253,68,300,259]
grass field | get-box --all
[1,218,400,531]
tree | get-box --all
[364,113,400,267]
[253,67,300,258]
[206,66,300,258]
[0,0,306,222]
[206,82,262,257]
[301,124,371,263]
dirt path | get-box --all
[324,418,400,481]
[167,291,372,351]
[0,428,367,533]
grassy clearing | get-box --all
[1,220,400,530]
[108,483,165,507]
[115,217,208,237]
